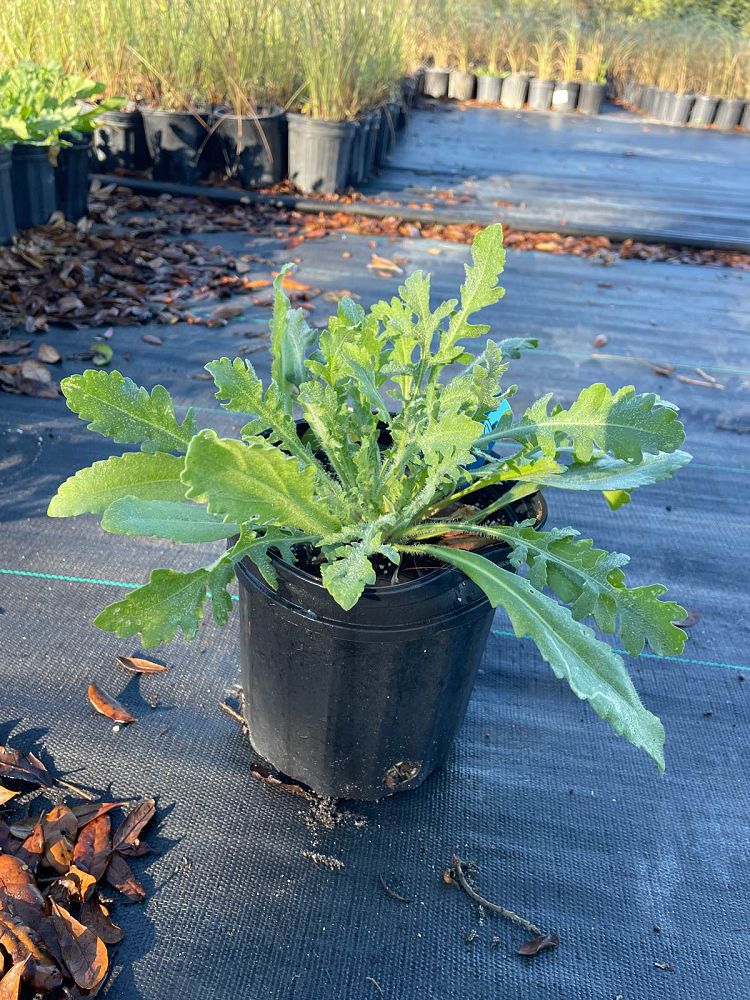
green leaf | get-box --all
[603,490,631,510]
[226,525,313,589]
[182,429,339,535]
[413,544,666,770]
[94,568,210,646]
[205,355,267,414]
[61,370,196,453]
[497,337,538,359]
[481,385,686,463]
[443,223,506,347]
[524,450,692,491]
[101,498,239,542]
[320,525,398,611]
[48,452,186,517]
[270,267,316,413]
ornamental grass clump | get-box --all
[49,225,691,772]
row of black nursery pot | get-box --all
[0,135,92,245]
[92,93,412,196]
[620,81,750,130]
[422,67,606,116]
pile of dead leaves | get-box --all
[0,745,155,998]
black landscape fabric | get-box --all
[1,233,749,999]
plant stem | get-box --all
[451,855,544,936]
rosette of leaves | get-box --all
[49,224,691,771]
[0,61,123,146]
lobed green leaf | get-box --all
[48,452,186,517]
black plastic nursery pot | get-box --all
[141,109,212,184]
[287,114,354,196]
[55,133,91,222]
[500,73,529,109]
[577,81,605,115]
[374,108,392,170]
[640,85,659,114]
[552,80,579,112]
[0,147,16,245]
[92,110,151,173]
[10,144,57,230]
[689,95,718,126]
[386,100,401,147]
[475,74,501,103]
[423,68,449,99]
[448,70,476,101]
[212,108,286,187]
[652,89,673,121]
[347,117,369,186]
[364,109,380,177]
[663,93,694,125]
[236,487,547,801]
[713,98,744,131]
[741,102,750,131]
[528,78,555,111]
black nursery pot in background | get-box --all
[689,95,718,126]
[663,93,694,125]
[55,133,91,222]
[528,78,555,111]
[91,110,151,173]
[11,144,56,229]
[741,102,750,131]
[141,109,212,184]
[212,108,286,187]
[347,116,369,186]
[713,98,744,130]
[501,72,529,109]
[236,489,547,801]
[577,81,605,115]
[552,80,579,112]
[475,74,501,103]
[448,70,476,101]
[0,147,16,245]
[287,114,354,195]
[423,68,449,99]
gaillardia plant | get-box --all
[49,224,690,791]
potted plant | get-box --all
[421,0,452,98]
[203,0,291,188]
[712,43,746,129]
[132,1,213,184]
[528,22,558,111]
[49,224,690,800]
[578,20,608,116]
[448,7,476,102]
[500,9,532,109]
[0,76,22,244]
[552,15,580,112]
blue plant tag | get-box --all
[466,399,511,471]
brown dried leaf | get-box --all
[0,339,31,356]
[73,815,112,881]
[0,748,51,788]
[116,655,167,675]
[50,899,108,991]
[15,821,45,875]
[673,610,700,628]
[367,253,403,273]
[0,786,18,806]
[112,798,155,852]
[141,334,163,346]
[87,684,137,725]
[322,289,360,302]
[279,274,312,292]
[70,802,125,827]
[0,912,62,992]
[515,932,560,956]
[14,359,59,398]
[105,853,145,902]
[209,303,244,324]
[0,854,46,929]
[79,898,123,945]
[42,804,78,874]
[57,294,84,314]
[0,958,28,1000]
[55,866,98,902]
[36,343,61,364]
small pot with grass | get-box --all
[423,68,450,99]
[553,15,580,112]
[448,70,476,102]
[475,73,502,104]
[501,73,530,109]
[212,108,286,188]
[713,98,744,130]
[49,224,691,800]
[689,95,718,126]
[93,108,151,173]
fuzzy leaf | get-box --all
[227,526,311,589]
[48,453,186,517]
[61,370,195,453]
[486,385,685,463]
[101,498,239,542]
[182,429,339,535]
[321,526,398,611]
[525,450,692,491]
[94,568,210,646]
[497,337,538,359]
[443,223,506,347]
[415,544,665,770]
[270,267,316,412]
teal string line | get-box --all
[0,567,744,673]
